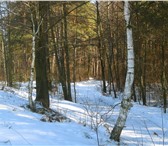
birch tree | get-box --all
[110,1,134,142]
[27,13,36,110]
[28,14,42,110]
[27,3,43,110]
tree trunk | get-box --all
[110,1,134,142]
[28,13,36,110]
[1,38,7,85]
[2,2,13,87]
[161,40,167,113]
[28,11,43,111]
[96,1,106,94]
[141,41,147,105]
[73,11,77,103]
[49,9,69,101]
[115,6,121,91]
[63,2,72,101]
[73,46,77,103]
[35,2,49,108]
[106,3,117,97]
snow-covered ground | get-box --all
[0,79,168,146]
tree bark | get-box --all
[28,13,36,110]
[49,9,68,101]
[161,39,167,113]
[63,2,72,101]
[110,1,134,142]
[28,10,43,110]
[106,3,117,97]
[35,2,49,108]
[96,1,106,94]
[2,2,13,87]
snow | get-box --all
[0,79,168,146]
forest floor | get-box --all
[0,79,168,146]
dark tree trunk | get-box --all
[115,7,121,92]
[35,2,49,108]
[3,2,13,87]
[96,1,106,94]
[161,39,167,113]
[106,3,117,98]
[49,7,69,101]
[6,25,13,87]
[63,2,72,101]
[132,81,137,102]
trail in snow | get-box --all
[55,79,168,146]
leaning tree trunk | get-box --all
[110,0,134,142]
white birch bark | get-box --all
[28,13,43,110]
[110,0,134,142]
[28,14,36,110]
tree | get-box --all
[110,0,134,141]
[0,2,13,87]
[35,2,50,108]
[49,2,72,101]
[63,2,72,101]
[27,2,43,110]
[96,1,106,94]
[132,1,168,105]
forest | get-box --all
[0,1,167,145]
